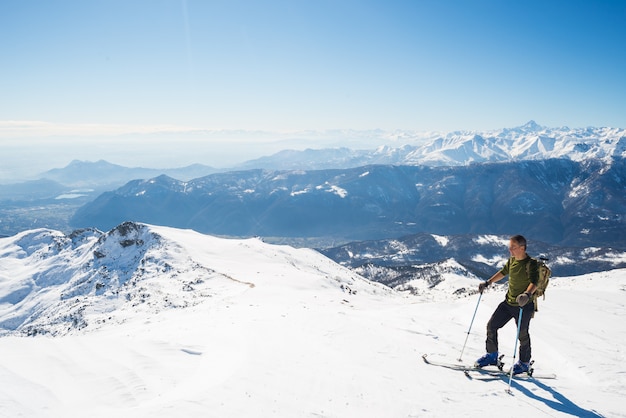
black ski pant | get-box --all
[485,300,534,363]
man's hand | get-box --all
[478,280,490,294]
[516,292,532,307]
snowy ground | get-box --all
[0,225,623,417]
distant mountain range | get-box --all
[40,160,218,188]
[0,162,220,237]
[70,157,626,249]
[235,121,626,170]
[3,121,626,252]
[23,121,626,189]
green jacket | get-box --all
[499,255,539,306]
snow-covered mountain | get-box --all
[403,121,626,166]
[0,223,623,416]
[0,222,386,336]
[236,122,626,170]
[71,158,626,248]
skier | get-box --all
[475,235,538,375]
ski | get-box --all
[422,354,556,380]
[465,366,557,380]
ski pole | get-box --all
[458,292,482,362]
[506,307,524,394]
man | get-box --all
[475,235,539,375]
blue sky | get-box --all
[1,0,625,174]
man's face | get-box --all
[508,240,525,259]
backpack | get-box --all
[527,256,552,312]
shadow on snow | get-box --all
[510,379,604,418]
[474,376,604,417]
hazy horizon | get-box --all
[0,126,443,182]
[1,120,625,183]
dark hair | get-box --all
[510,235,527,249]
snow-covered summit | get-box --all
[0,222,391,336]
[239,122,626,169]
[405,121,625,166]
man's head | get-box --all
[509,235,527,259]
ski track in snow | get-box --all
[0,224,623,417]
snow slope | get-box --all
[0,224,623,417]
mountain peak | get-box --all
[520,120,543,131]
